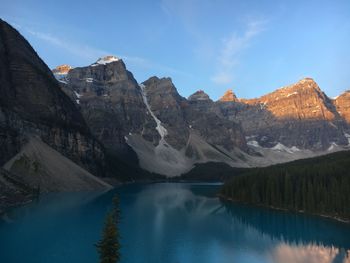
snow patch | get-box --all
[327,142,338,151]
[290,146,301,152]
[91,56,120,66]
[271,143,294,154]
[74,91,82,98]
[247,140,260,147]
[74,91,82,105]
[139,84,168,140]
[286,92,298,97]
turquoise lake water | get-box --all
[1,183,350,263]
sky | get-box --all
[2,0,350,100]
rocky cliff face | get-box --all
[0,19,105,177]
[64,57,159,155]
[334,91,350,127]
[52,64,72,75]
[60,67,248,175]
[142,77,189,149]
[186,90,247,151]
[220,89,238,102]
[216,78,348,149]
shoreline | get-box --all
[218,194,350,225]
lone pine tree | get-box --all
[96,196,121,263]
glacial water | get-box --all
[1,183,350,263]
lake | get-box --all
[1,183,350,263]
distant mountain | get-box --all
[334,90,350,131]
[216,78,349,150]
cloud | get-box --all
[211,19,267,85]
[25,28,109,62]
[22,26,189,77]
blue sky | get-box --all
[2,0,350,100]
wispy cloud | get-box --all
[211,19,267,85]
[25,28,109,62]
[16,23,189,77]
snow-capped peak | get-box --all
[92,55,120,66]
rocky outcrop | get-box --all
[0,18,105,177]
[142,77,189,149]
[220,89,238,102]
[188,90,212,102]
[52,64,72,75]
[64,57,159,156]
[216,78,348,149]
[186,90,247,151]
[334,91,350,127]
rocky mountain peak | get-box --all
[188,90,212,102]
[52,64,72,75]
[334,90,350,124]
[220,89,238,102]
[91,55,120,66]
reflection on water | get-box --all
[0,183,350,263]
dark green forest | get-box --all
[221,150,350,220]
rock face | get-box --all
[60,68,248,175]
[0,19,105,177]
[52,64,72,75]
[186,90,247,151]
[334,91,350,127]
[188,90,212,102]
[220,89,238,102]
[142,77,189,149]
[64,57,159,155]
[216,78,348,149]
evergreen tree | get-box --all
[220,150,350,220]
[96,196,121,263]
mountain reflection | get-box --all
[221,200,350,251]
[126,183,350,263]
[1,183,349,263]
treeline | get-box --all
[221,150,350,220]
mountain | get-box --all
[216,78,348,150]
[52,64,72,75]
[61,56,159,156]
[56,55,350,176]
[0,18,113,211]
[220,89,238,102]
[334,91,350,130]
[60,65,249,176]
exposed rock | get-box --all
[64,57,159,156]
[216,78,348,149]
[188,90,212,102]
[52,64,72,75]
[220,89,238,102]
[0,18,105,177]
[142,77,189,149]
[334,90,350,126]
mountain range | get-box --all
[0,18,349,210]
[54,56,350,176]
